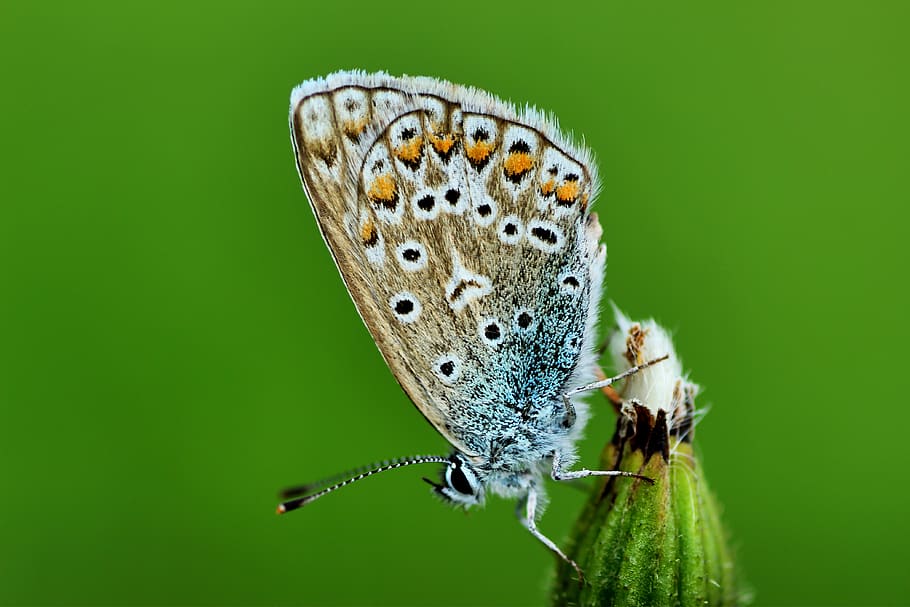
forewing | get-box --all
[290,72,604,458]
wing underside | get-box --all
[290,71,604,458]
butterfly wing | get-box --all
[290,71,604,460]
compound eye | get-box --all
[447,464,474,495]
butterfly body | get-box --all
[286,71,642,576]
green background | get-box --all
[2,1,908,605]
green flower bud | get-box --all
[553,314,742,606]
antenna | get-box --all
[279,459,406,499]
[276,455,451,514]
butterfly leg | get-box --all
[518,487,584,582]
[550,450,654,484]
[593,367,624,411]
[591,336,640,410]
[564,355,669,400]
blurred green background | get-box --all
[1,1,908,605]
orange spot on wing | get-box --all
[540,178,556,196]
[368,174,397,204]
[503,152,534,177]
[556,180,580,203]
[394,136,423,163]
[360,219,378,246]
[466,141,495,164]
[342,118,367,139]
[429,133,455,154]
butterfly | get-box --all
[279,71,660,579]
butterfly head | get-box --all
[425,453,485,507]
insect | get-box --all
[279,71,661,578]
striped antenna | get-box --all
[279,459,410,499]
[277,455,451,514]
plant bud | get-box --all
[553,313,742,606]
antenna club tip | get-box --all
[276,504,287,515]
